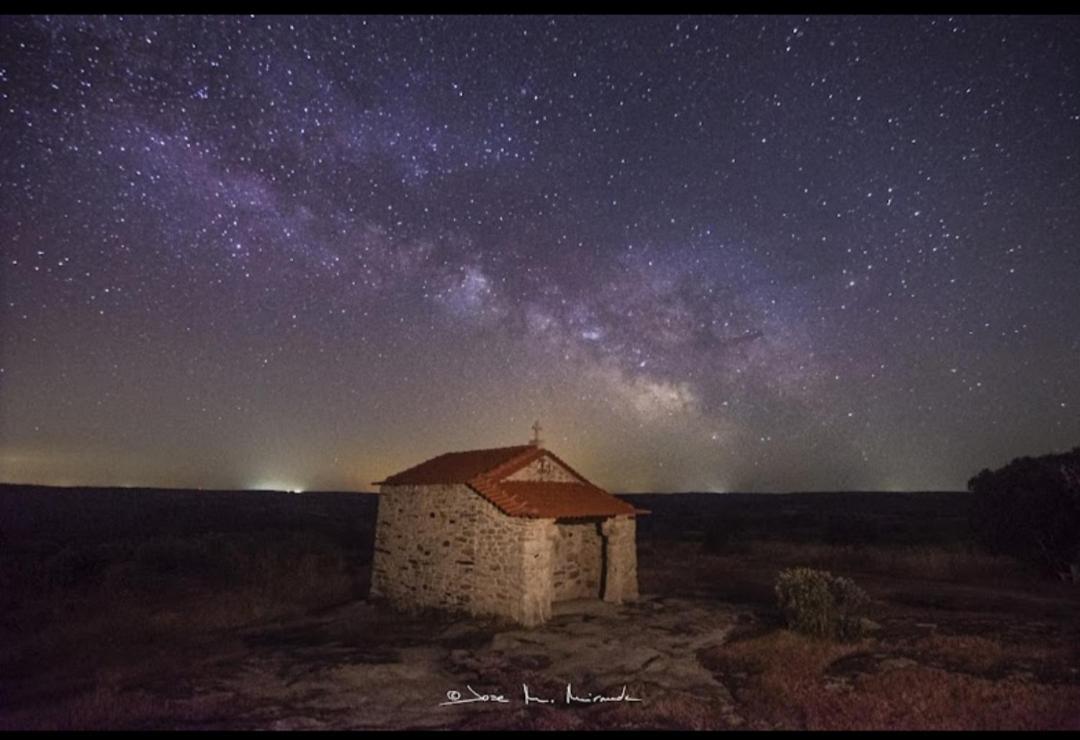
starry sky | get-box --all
[1,15,1078,493]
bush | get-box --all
[968,447,1080,578]
[774,567,870,641]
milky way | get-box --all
[1,15,1078,492]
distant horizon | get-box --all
[0,480,970,496]
[2,436,1068,494]
[0,438,1063,494]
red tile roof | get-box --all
[495,481,638,518]
[375,445,644,519]
[377,445,538,486]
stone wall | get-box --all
[551,521,603,601]
[370,483,640,625]
[600,516,639,603]
[371,483,557,626]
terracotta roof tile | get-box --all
[376,444,643,519]
[492,481,638,518]
[376,445,537,485]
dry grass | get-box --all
[916,633,1007,673]
[0,530,365,699]
[0,677,246,731]
[831,666,1080,731]
[621,693,727,730]
[697,628,1080,731]
[701,629,867,728]
[741,540,1029,582]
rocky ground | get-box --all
[110,595,747,730]
[9,576,1078,730]
[3,488,1079,729]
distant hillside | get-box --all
[0,484,378,544]
[622,491,972,548]
[1,484,971,552]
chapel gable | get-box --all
[504,453,583,483]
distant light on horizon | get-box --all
[250,480,306,494]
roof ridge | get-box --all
[374,444,537,485]
[478,445,546,482]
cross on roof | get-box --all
[530,420,543,447]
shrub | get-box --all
[968,447,1080,578]
[774,567,870,641]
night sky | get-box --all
[1,15,1077,493]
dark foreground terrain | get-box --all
[1,485,1078,730]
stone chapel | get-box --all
[370,426,644,626]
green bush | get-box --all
[774,567,870,641]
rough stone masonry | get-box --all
[370,445,642,626]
